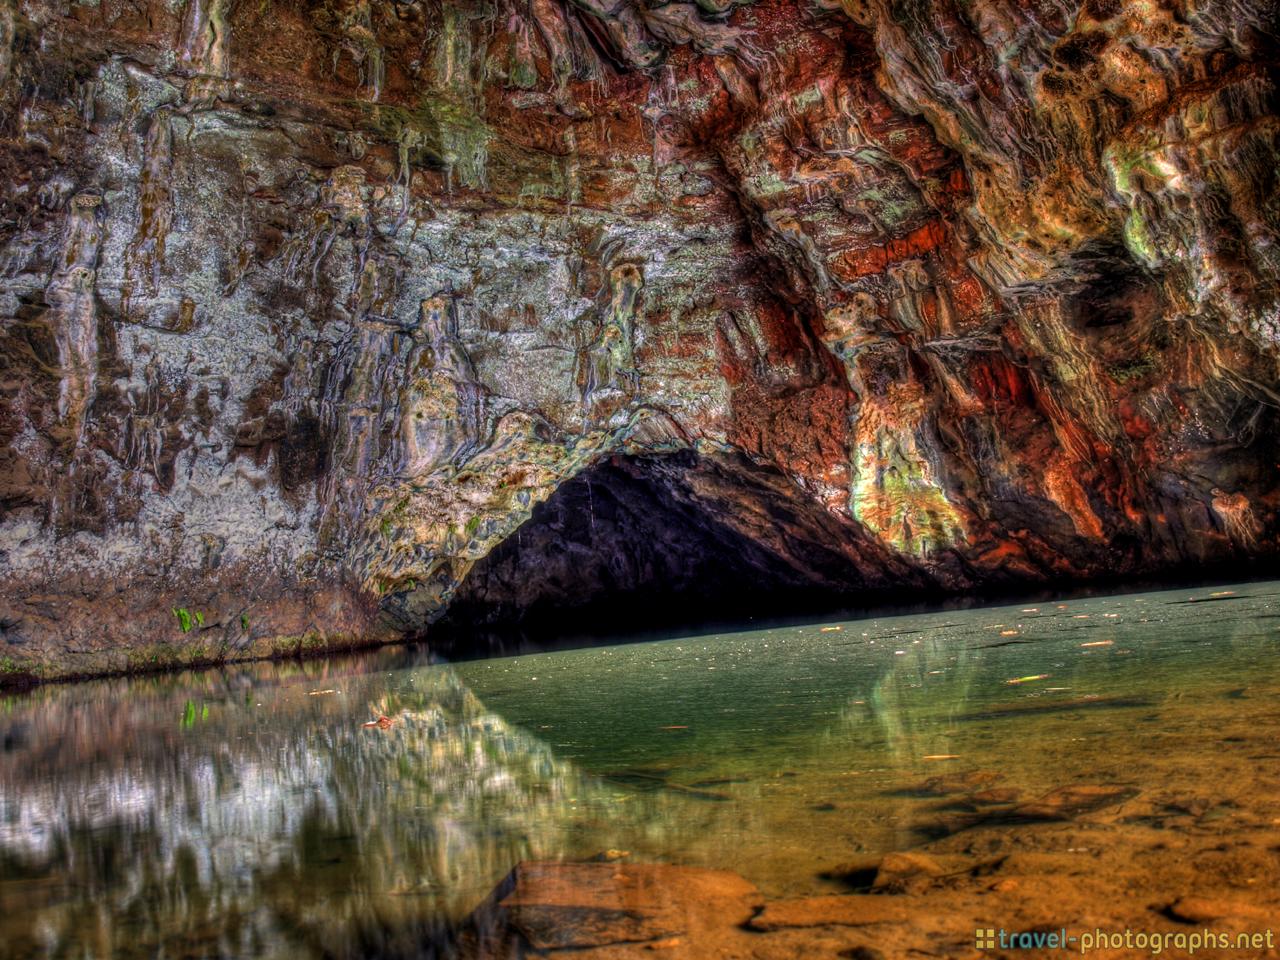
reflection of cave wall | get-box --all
[439,451,933,648]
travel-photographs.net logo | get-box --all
[974,926,1275,954]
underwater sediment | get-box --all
[1,0,1278,680]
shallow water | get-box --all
[2,581,1279,958]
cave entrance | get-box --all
[434,450,927,657]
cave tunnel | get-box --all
[432,450,935,658]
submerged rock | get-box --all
[457,861,764,956]
[1166,896,1274,924]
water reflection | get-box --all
[3,582,1280,958]
[0,658,713,959]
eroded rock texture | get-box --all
[0,0,1277,678]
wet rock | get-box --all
[970,788,1021,805]
[898,770,1002,797]
[590,849,631,862]
[871,852,945,891]
[1166,897,1273,924]
[747,894,913,931]
[820,858,882,888]
[458,861,763,956]
[840,948,887,960]
[825,850,976,893]
[1010,785,1139,821]
[912,784,1141,839]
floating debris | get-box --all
[1080,640,1113,648]
[1005,674,1050,684]
[819,625,842,632]
[309,689,337,696]
[976,638,1034,649]
[921,754,960,761]
[362,715,394,729]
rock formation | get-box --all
[0,0,1277,680]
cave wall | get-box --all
[0,0,1277,681]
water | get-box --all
[2,581,1279,958]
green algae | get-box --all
[365,93,491,191]
[172,607,205,633]
[1108,353,1158,383]
[850,436,966,559]
[856,182,923,229]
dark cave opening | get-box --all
[429,448,1280,660]
[433,450,928,657]
[1065,245,1160,330]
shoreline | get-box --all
[6,565,1278,693]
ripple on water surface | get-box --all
[2,582,1279,958]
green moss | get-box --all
[3,627,387,690]
[856,183,922,228]
[270,630,331,657]
[365,92,491,190]
[1122,208,1159,268]
[1106,145,1167,195]
[749,169,790,197]
[850,440,966,558]
[790,85,824,110]
[180,699,212,730]
[0,657,42,686]
[508,58,538,91]
[172,607,205,633]
[1109,354,1158,383]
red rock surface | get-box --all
[0,0,1277,677]
[457,837,1280,959]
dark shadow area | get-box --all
[1064,241,1162,330]
[433,450,932,657]
[431,450,1280,660]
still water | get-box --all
[2,582,1279,958]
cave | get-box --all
[4,0,1280,951]
[435,450,930,656]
